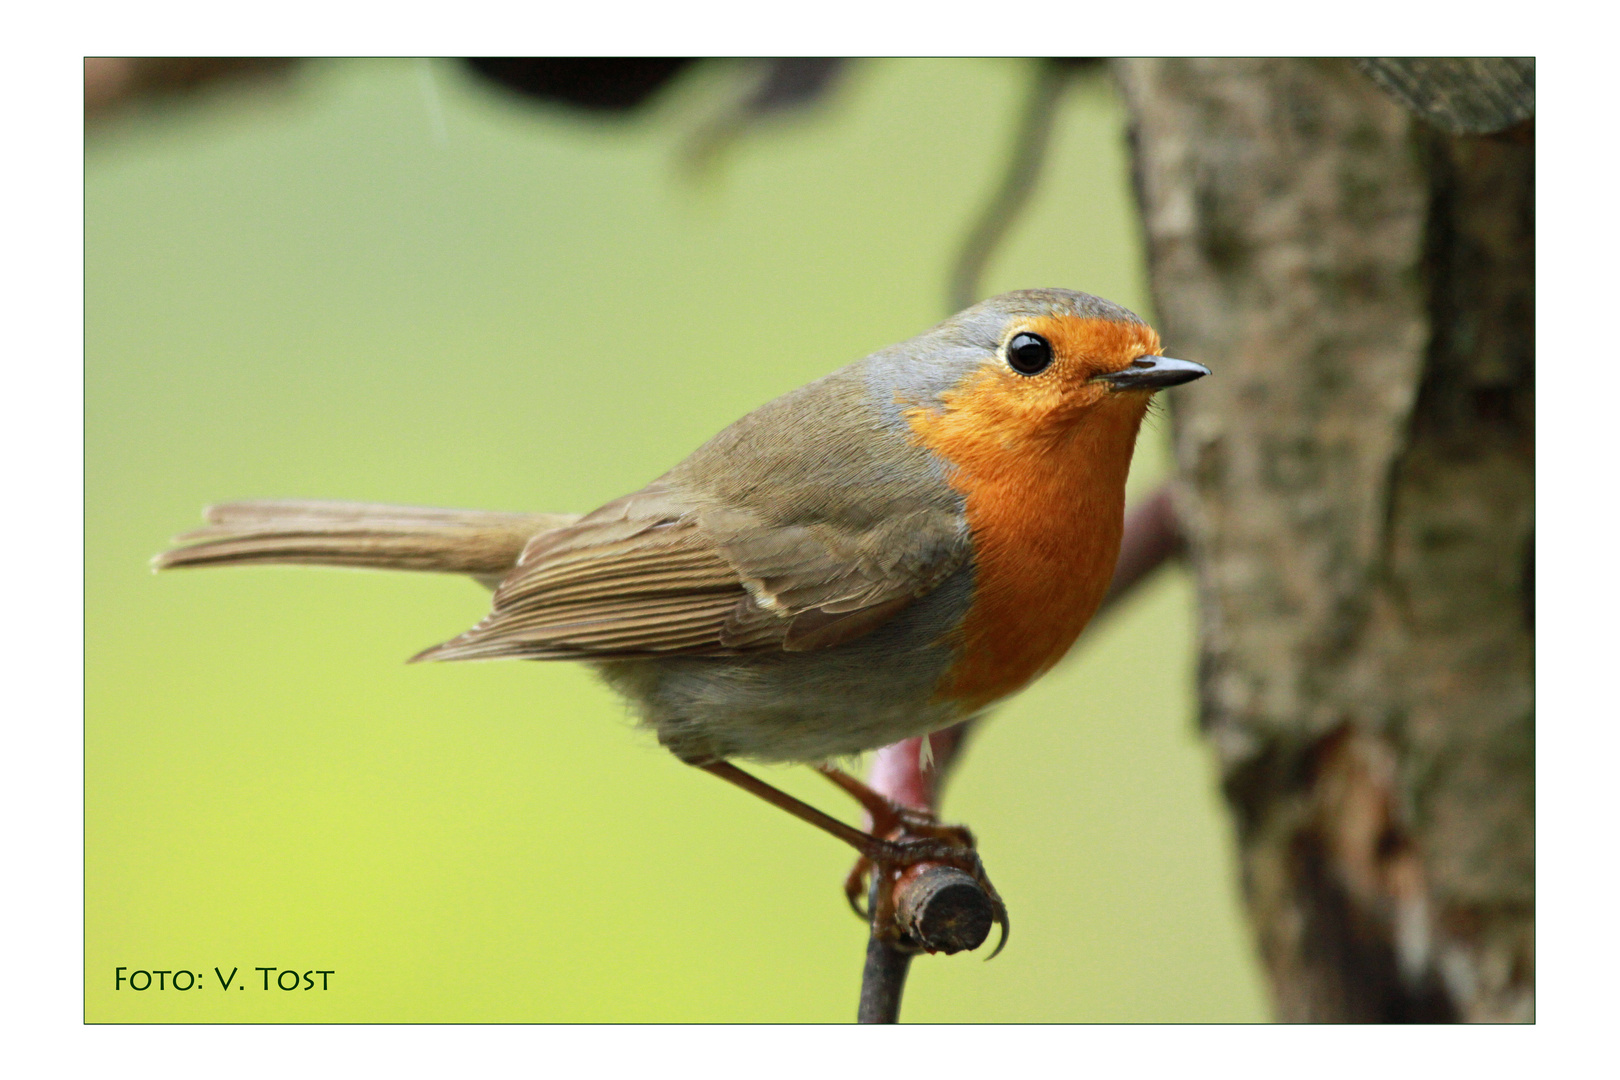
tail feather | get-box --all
[154,500,578,581]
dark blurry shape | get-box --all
[85,57,299,122]
[682,59,848,175]
[746,58,847,114]
[948,59,1100,313]
[1355,58,1534,135]
[465,58,694,112]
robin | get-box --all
[156,288,1208,953]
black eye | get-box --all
[1007,332,1053,375]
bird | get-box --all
[155,288,1208,953]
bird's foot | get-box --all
[823,784,1007,957]
[699,759,1008,956]
[845,818,1008,957]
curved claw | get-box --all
[985,902,1010,960]
[843,856,873,919]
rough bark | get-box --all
[1114,58,1533,1022]
[1354,58,1534,136]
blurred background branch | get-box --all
[85,57,300,121]
[946,58,1096,312]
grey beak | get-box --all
[1093,355,1211,390]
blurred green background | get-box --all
[86,57,1267,1022]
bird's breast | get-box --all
[905,388,1148,712]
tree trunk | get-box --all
[1114,57,1533,1022]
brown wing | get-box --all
[411,485,968,663]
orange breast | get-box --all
[903,348,1153,712]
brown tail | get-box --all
[154,500,578,586]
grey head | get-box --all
[862,289,1148,428]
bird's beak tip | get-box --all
[1094,355,1210,390]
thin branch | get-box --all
[857,878,913,1023]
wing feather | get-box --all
[414,484,968,663]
